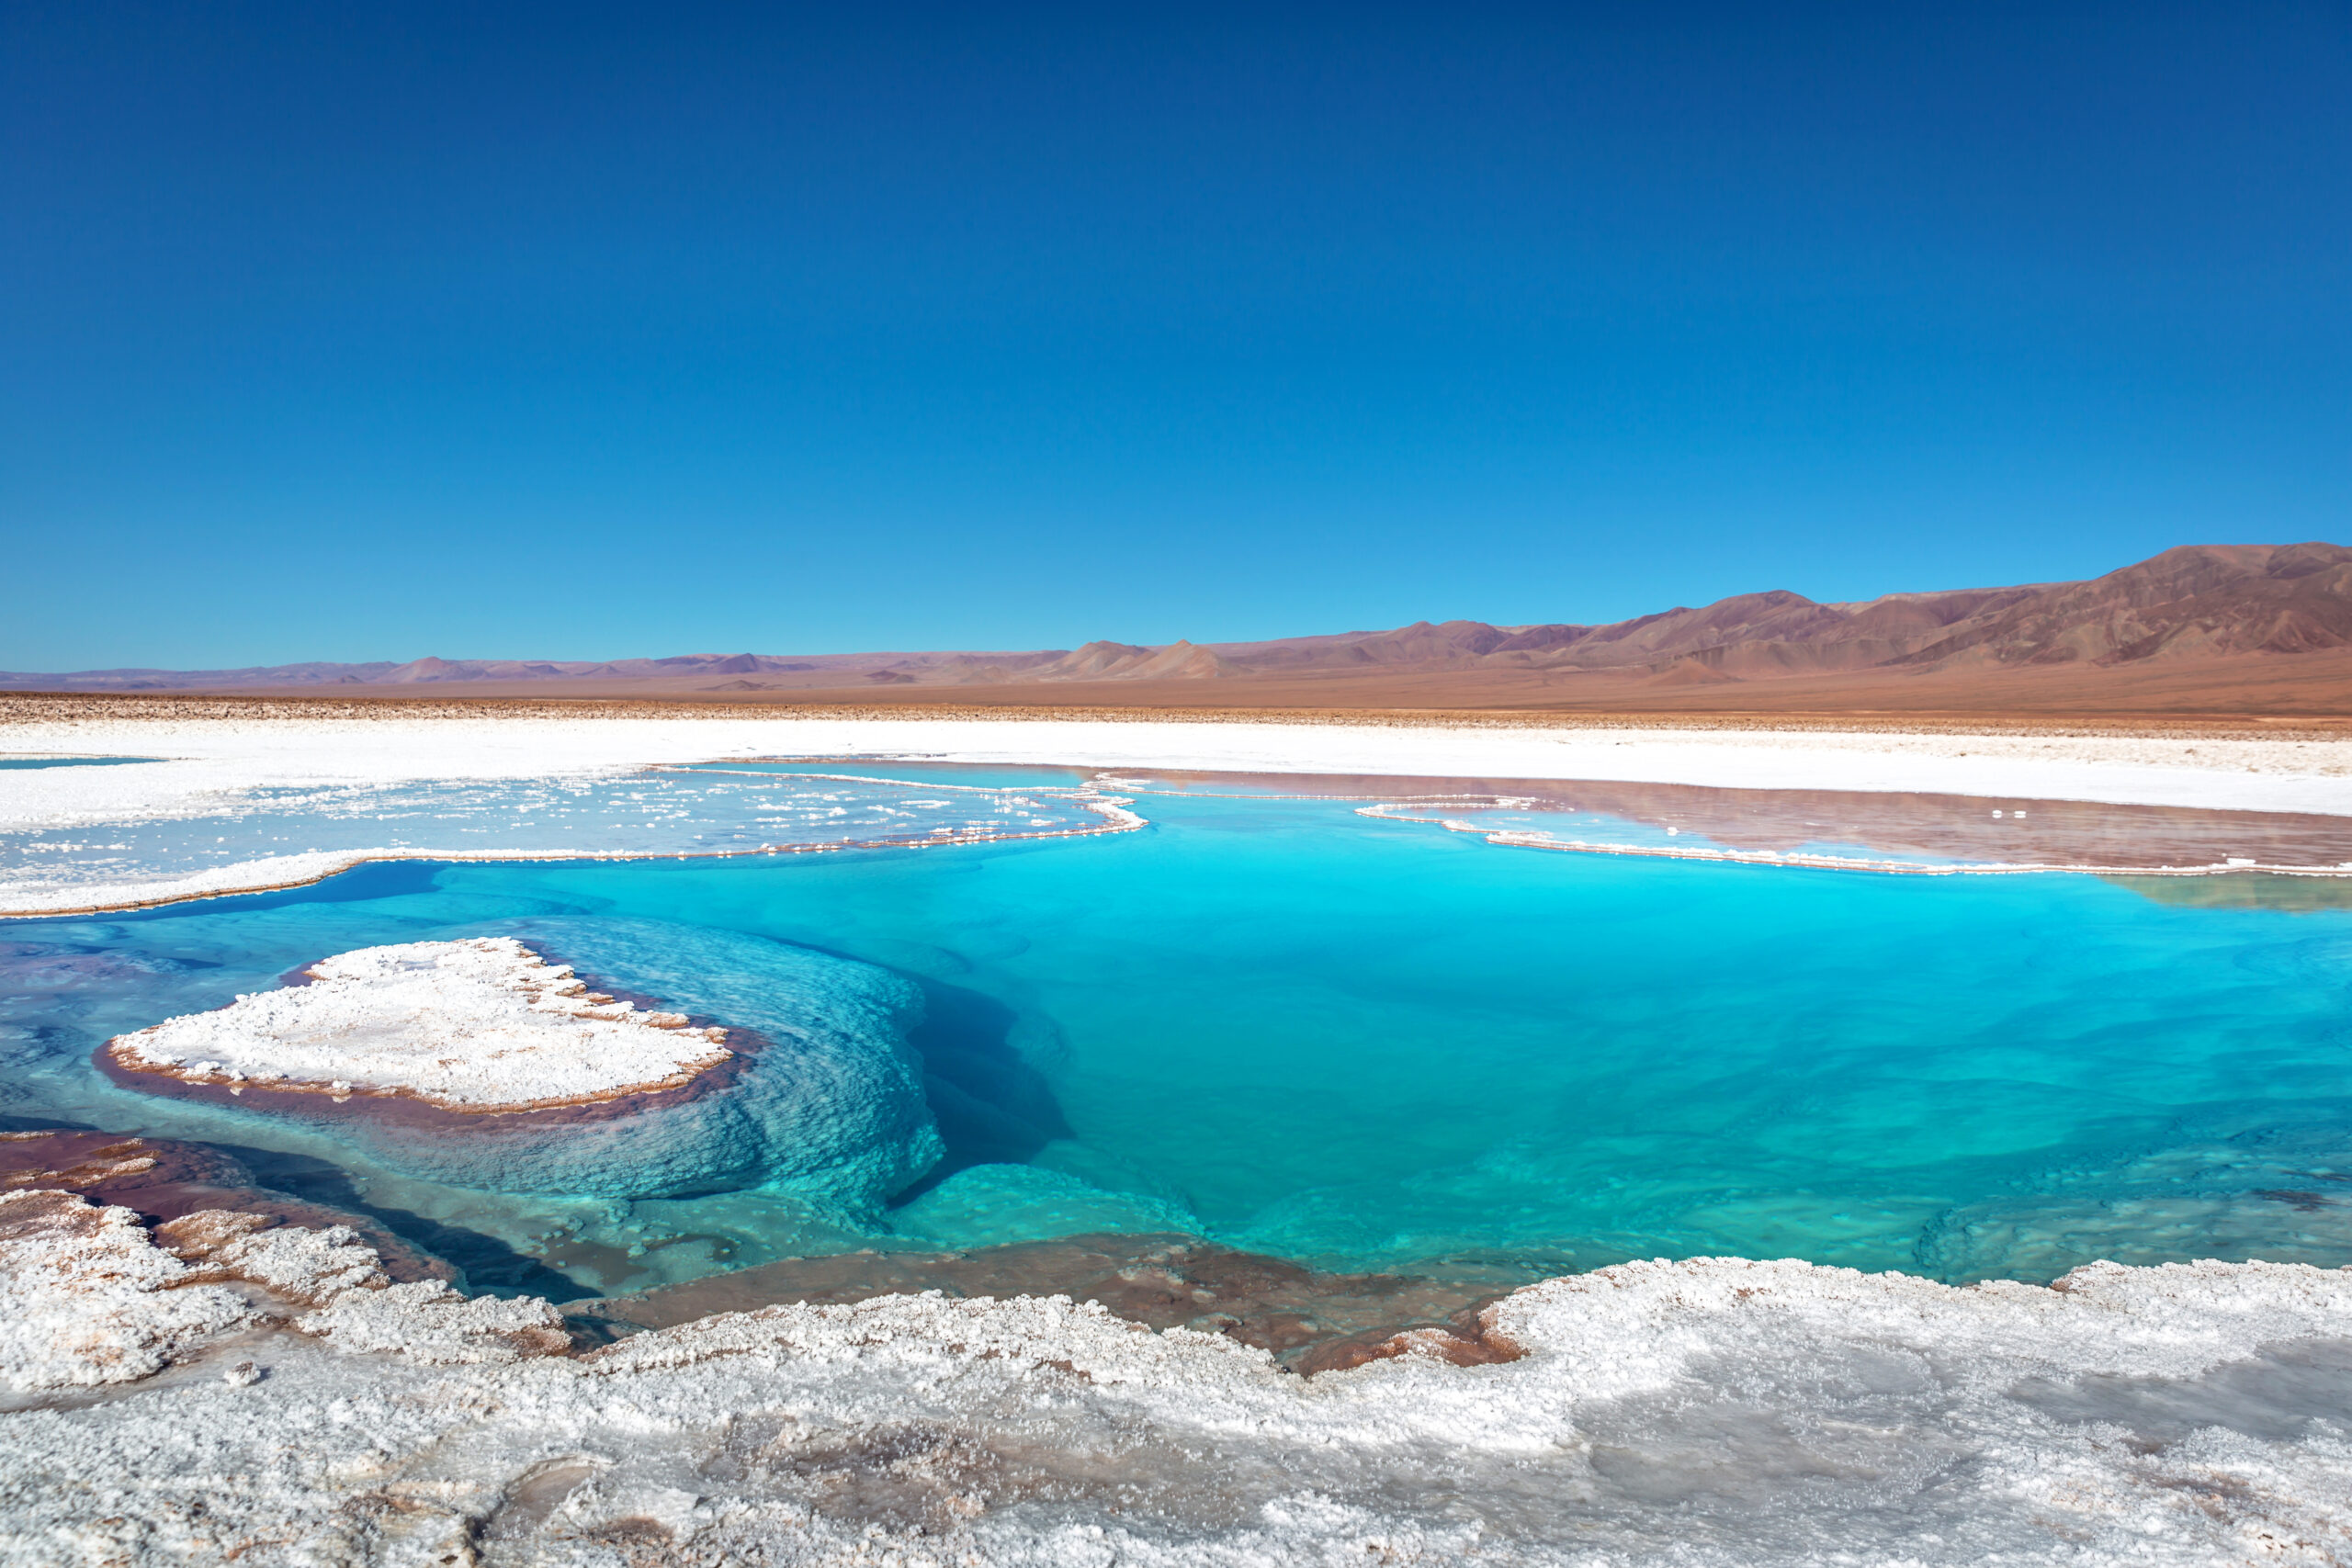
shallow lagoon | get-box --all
[5,764,2348,1301]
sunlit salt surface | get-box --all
[12,1190,2351,1565]
[3,761,2348,1312]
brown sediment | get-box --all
[1298,1312,1523,1374]
[96,945,766,1121]
[2097,874,2352,912]
[0,1130,453,1285]
[572,1233,1521,1375]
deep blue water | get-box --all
[5,776,2348,1299]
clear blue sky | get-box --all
[4,2,2347,669]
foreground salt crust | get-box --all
[106,937,731,1111]
[4,1185,2349,1565]
[0,1189,565,1395]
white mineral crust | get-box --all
[0,1190,565,1396]
[4,1188,2351,1565]
[105,936,730,1111]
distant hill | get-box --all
[8,543,2350,716]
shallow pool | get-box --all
[5,770,2348,1301]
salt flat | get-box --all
[7,710,2348,822]
[6,709,2346,916]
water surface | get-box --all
[4,767,2346,1301]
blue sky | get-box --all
[4,2,2347,669]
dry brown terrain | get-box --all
[7,690,2352,739]
[7,544,2348,723]
[195,644,2342,719]
[14,691,2352,738]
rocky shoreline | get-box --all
[6,1175,2350,1564]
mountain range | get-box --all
[9,543,2351,716]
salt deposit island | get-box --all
[105,937,740,1113]
[96,928,942,1209]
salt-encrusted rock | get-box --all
[0,1189,253,1392]
[156,1208,393,1301]
[0,1190,568,1394]
[0,1129,457,1283]
[98,919,944,1208]
[7,1209,2352,1562]
[155,1204,570,1363]
[293,1278,571,1363]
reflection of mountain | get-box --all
[8,543,2350,715]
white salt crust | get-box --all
[3,715,2350,914]
[4,1188,2350,1564]
[0,1191,250,1392]
[0,1190,565,1396]
[104,936,730,1111]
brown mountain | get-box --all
[6,543,2348,717]
[1887,543,2352,666]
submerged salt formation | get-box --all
[5,1189,2351,1564]
[99,922,943,1210]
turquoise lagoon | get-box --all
[4,765,2348,1300]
